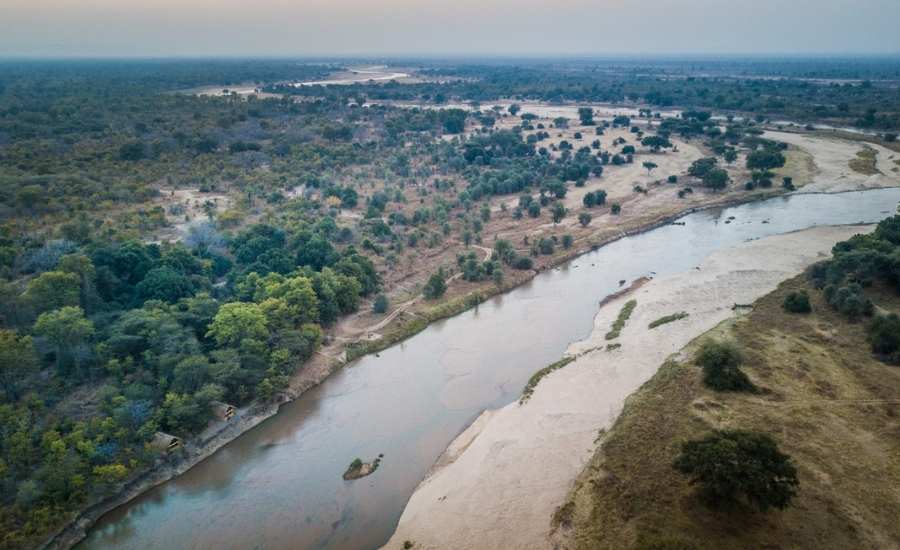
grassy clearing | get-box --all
[555,276,900,550]
[648,311,689,329]
[604,300,637,341]
[848,146,881,175]
[519,356,576,404]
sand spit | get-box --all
[385,224,872,550]
[766,131,899,193]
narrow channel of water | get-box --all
[80,188,900,550]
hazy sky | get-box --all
[2,0,899,57]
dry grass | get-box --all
[555,276,900,550]
[848,146,882,176]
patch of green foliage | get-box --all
[648,312,689,329]
[605,300,637,340]
[695,339,756,392]
[520,356,576,404]
[673,429,799,512]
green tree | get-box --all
[641,135,672,151]
[0,330,38,401]
[207,302,268,348]
[25,271,80,314]
[702,168,730,190]
[33,306,94,373]
[674,430,799,511]
[372,294,389,314]
[552,203,567,224]
[746,149,786,171]
[136,266,194,304]
[643,161,658,175]
[578,212,592,227]
[578,107,595,126]
[423,269,447,300]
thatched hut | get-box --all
[151,432,182,453]
[211,401,236,421]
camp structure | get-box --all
[211,401,236,421]
[151,432,182,453]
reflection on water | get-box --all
[81,189,900,550]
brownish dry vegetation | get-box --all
[554,275,900,550]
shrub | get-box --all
[673,429,799,511]
[695,339,755,392]
[611,203,622,215]
[782,290,811,313]
[868,313,900,363]
[423,269,447,299]
[372,294,389,314]
[824,283,873,320]
[512,256,533,270]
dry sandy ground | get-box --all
[766,131,900,193]
[385,224,871,550]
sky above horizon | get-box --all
[2,0,899,58]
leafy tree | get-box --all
[33,306,95,373]
[578,107,595,126]
[688,157,718,179]
[136,266,194,304]
[24,271,80,314]
[206,302,268,348]
[552,203,567,224]
[643,161,658,175]
[578,212,592,227]
[508,104,521,116]
[673,430,799,511]
[702,168,730,190]
[641,135,672,151]
[372,294,389,314]
[0,330,38,401]
[423,269,447,299]
[611,203,622,215]
[746,149,786,171]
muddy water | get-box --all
[80,188,900,550]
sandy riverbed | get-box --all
[766,131,899,193]
[385,223,872,550]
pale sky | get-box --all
[2,0,899,57]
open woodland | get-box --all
[0,58,899,548]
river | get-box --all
[79,188,900,550]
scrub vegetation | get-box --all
[1,57,898,548]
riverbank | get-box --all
[45,121,898,548]
[385,224,873,550]
[44,183,784,550]
[553,274,900,549]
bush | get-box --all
[868,313,900,363]
[695,339,755,392]
[512,256,533,270]
[824,283,873,320]
[673,429,799,511]
[372,294,389,314]
[782,290,811,313]
[423,270,447,299]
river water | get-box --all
[80,188,900,550]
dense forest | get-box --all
[0,58,896,548]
